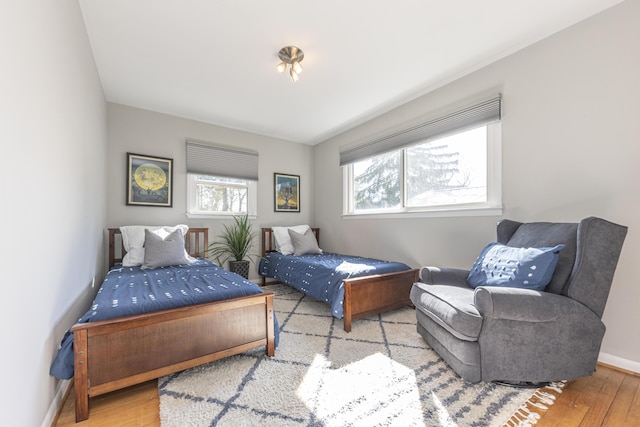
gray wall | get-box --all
[1,1,107,426]
[106,103,314,279]
[314,0,640,370]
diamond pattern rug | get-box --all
[159,284,563,426]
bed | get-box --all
[50,226,276,422]
[259,226,418,332]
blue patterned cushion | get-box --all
[466,242,565,291]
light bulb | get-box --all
[290,68,299,82]
[292,61,303,74]
[277,62,287,74]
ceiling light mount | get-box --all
[277,46,304,82]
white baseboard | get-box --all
[41,379,70,427]
[598,352,640,374]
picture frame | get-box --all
[274,173,300,212]
[126,152,173,207]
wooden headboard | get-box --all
[261,227,320,257]
[108,227,209,268]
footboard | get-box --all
[72,292,274,422]
[342,269,418,332]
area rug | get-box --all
[159,284,564,426]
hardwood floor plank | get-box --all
[628,376,640,425]
[54,381,160,427]
[576,367,626,427]
[535,397,589,427]
[517,366,618,427]
[601,374,640,427]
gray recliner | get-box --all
[410,217,627,383]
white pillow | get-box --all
[119,224,192,266]
[272,225,310,255]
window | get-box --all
[405,126,489,208]
[352,151,402,211]
[187,174,257,217]
[342,97,502,217]
[185,139,259,218]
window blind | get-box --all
[339,95,502,166]
[186,139,259,180]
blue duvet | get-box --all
[259,252,411,318]
[50,259,279,379]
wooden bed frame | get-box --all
[71,227,275,422]
[260,227,418,333]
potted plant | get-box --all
[207,214,256,279]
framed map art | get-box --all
[126,152,173,207]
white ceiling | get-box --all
[78,0,621,145]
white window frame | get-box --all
[343,123,502,218]
[186,174,258,219]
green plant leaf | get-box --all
[206,214,256,266]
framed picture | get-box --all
[126,152,173,207]
[274,173,300,212]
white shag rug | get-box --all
[159,284,564,427]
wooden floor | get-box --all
[53,363,639,426]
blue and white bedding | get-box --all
[259,252,411,319]
[50,259,279,380]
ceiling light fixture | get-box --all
[277,46,304,82]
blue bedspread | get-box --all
[259,252,411,318]
[50,259,279,380]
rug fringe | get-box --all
[503,381,566,427]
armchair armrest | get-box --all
[474,285,605,382]
[419,266,469,286]
[474,286,595,321]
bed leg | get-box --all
[343,317,352,333]
[265,293,275,356]
[343,283,352,332]
[74,383,89,422]
[73,329,89,422]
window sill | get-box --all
[185,212,258,220]
[342,205,502,219]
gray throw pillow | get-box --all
[142,228,190,269]
[288,228,322,256]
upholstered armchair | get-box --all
[410,217,627,384]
